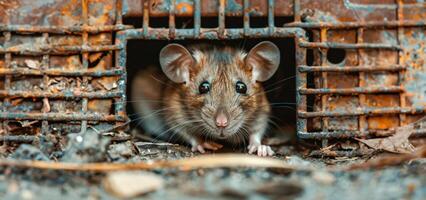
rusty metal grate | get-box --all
[1,0,426,151]
[292,1,426,148]
[119,0,426,149]
[0,0,129,142]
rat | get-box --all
[131,41,280,156]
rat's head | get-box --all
[159,42,280,139]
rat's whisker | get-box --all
[263,75,296,90]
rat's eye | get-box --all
[199,81,210,94]
[235,81,247,94]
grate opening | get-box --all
[124,16,294,29]
[126,38,296,137]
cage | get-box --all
[0,0,425,156]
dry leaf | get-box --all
[347,145,426,170]
[96,77,118,91]
[103,171,163,198]
[356,124,415,154]
[20,120,39,128]
[24,60,40,69]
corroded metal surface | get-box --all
[293,0,426,144]
[1,0,426,150]
[0,0,128,141]
[121,0,426,147]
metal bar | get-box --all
[124,27,307,40]
[41,32,50,135]
[243,0,250,36]
[397,0,407,127]
[2,32,12,144]
[298,129,426,139]
[298,107,426,118]
[123,0,425,18]
[299,86,404,95]
[123,0,294,17]
[114,31,129,127]
[218,0,226,39]
[169,0,176,39]
[298,65,406,72]
[81,0,89,134]
[194,0,201,37]
[320,28,328,147]
[298,130,369,139]
[357,27,367,133]
[0,112,125,121]
[142,0,150,36]
[299,42,401,50]
[294,0,301,22]
[0,24,132,34]
[0,134,133,143]
[0,90,122,99]
[267,0,275,35]
[285,20,426,29]
[0,68,123,77]
[0,135,36,143]
[0,45,122,56]
[116,0,123,24]
[295,29,308,138]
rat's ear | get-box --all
[159,43,194,83]
[246,41,280,82]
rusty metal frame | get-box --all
[1,0,426,150]
[0,0,129,142]
[115,0,308,143]
[293,1,426,142]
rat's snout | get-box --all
[215,109,229,128]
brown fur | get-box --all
[161,45,271,144]
[132,42,279,155]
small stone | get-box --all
[21,190,33,200]
[24,60,40,69]
[103,171,164,198]
[312,171,335,185]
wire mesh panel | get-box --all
[288,1,426,153]
[1,0,426,153]
[0,0,129,142]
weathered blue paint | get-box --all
[225,0,242,13]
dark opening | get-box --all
[123,16,294,29]
[126,39,296,139]
[326,48,346,64]
[124,16,297,144]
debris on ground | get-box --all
[60,130,110,163]
[10,144,49,161]
[103,171,164,198]
[356,124,416,154]
[24,60,40,70]
[347,145,426,170]
[0,128,425,199]
[107,141,137,162]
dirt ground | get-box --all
[0,129,425,200]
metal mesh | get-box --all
[1,0,426,149]
[0,0,129,142]
[119,0,426,147]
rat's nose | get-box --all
[215,112,228,128]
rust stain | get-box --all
[176,2,193,15]
[0,0,425,146]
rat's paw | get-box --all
[247,144,274,157]
[191,141,223,153]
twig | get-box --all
[0,154,312,172]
